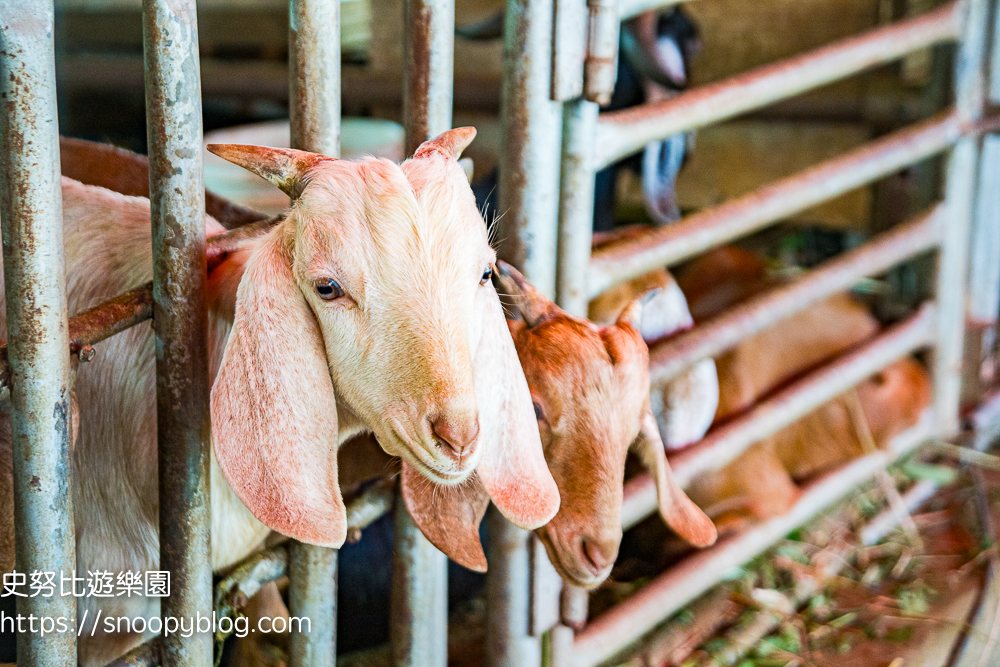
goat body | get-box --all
[675,247,931,529]
[1,130,559,665]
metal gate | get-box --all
[1,0,998,666]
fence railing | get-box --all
[527,0,999,665]
[0,0,998,665]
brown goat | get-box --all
[675,247,932,530]
[402,261,718,588]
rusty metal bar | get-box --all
[647,205,944,386]
[490,0,563,661]
[487,509,540,667]
[935,0,989,437]
[402,0,454,154]
[583,0,620,105]
[556,99,601,317]
[142,0,213,665]
[551,0,586,101]
[0,2,77,665]
[289,0,341,158]
[391,499,448,667]
[588,111,965,297]
[287,1,342,665]
[594,0,963,167]
[621,304,937,531]
[392,0,454,663]
[496,0,564,298]
[574,419,934,667]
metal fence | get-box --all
[0,0,998,666]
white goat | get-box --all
[0,128,558,666]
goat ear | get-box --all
[400,462,489,572]
[653,358,719,450]
[413,127,477,160]
[495,260,559,328]
[629,280,694,344]
[211,230,346,548]
[632,403,716,547]
[206,144,332,199]
[474,290,560,530]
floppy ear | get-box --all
[652,358,719,450]
[632,403,717,547]
[474,291,560,529]
[628,281,693,344]
[206,144,333,199]
[400,462,490,572]
[413,127,477,160]
[211,230,346,548]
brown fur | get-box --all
[678,247,932,530]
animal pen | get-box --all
[1,0,999,665]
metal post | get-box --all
[936,0,989,435]
[487,510,539,667]
[0,3,77,665]
[390,0,453,664]
[496,0,564,297]
[142,1,213,666]
[288,1,341,665]
[964,0,1000,401]
[556,99,600,317]
[402,0,454,154]
[490,0,563,661]
[391,500,448,666]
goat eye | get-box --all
[480,265,493,285]
[315,278,344,301]
[533,402,544,421]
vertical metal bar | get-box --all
[583,0,620,105]
[551,0,587,102]
[491,0,562,662]
[391,500,448,666]
[390,1,454,664]
[287,1,341,666]
[487,510,539,667]
[402,0,454,154]
[0,3,77,665]
[556,99,600,317]
[288,543,338,667]
[290,0,341,158]
[496,0,564,298]
[143,2,213,666]
[936,0,989,435]
[965,0,1000,400]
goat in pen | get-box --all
[0,128,560,666]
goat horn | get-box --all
[413,127,477,161]
[495,260,557,328]
[207,144,333,199]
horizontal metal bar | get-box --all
[575,417,935,667]
[68,284,154,351]
[0,219,276,392]
[103,479,395,667]
[620,303,937,531]
[594,0,962,167]
[57,55,505,111]
[588,112,965,297]
[618,0,691,21]
[859,478,940,546]
[647,205,944,386]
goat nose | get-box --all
[431,415,480,458]
[580,536,618,576]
